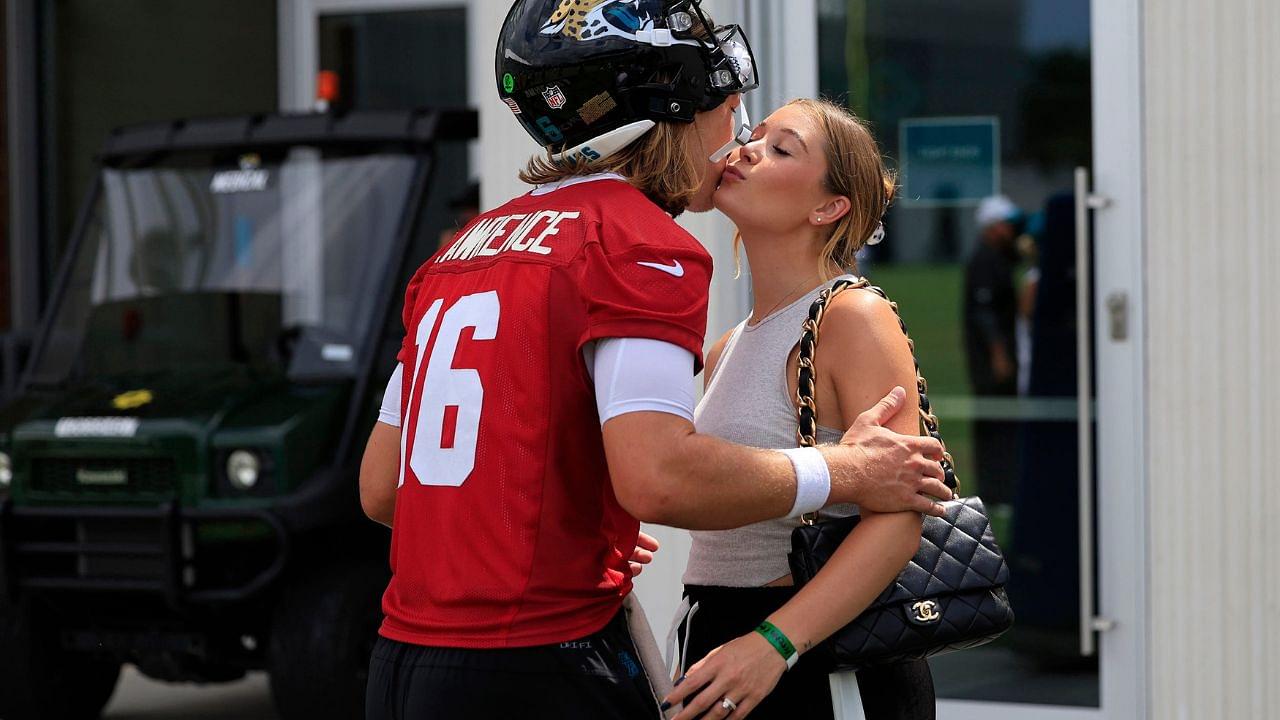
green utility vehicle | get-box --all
[0,109,475,720]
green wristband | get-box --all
[754,621,800,669]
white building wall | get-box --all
[469,0,527,211]
[1143,1,1280,717]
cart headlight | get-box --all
[226,450,261,491]
[0,452,11,488]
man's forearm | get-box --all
[649,430,798,530]
[604,414,799,530]
[607,392,949,527]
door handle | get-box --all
[1074,167,1116,656]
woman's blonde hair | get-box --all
[754,98,897,279]
[519,121,706,217]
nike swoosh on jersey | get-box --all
[635,260,685,277]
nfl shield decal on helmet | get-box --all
[542,85,568,110]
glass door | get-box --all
[816,0,1108,716]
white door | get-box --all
[789,0,1147,718]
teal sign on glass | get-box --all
[899,117,999,206]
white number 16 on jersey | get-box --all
[398,291,500,488]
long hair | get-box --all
[795,98,897,277]
[520,120,706,217]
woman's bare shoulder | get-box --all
[821,286,906,349]
[819,286,919,430]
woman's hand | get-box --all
[661,632,787,719]
[630,531,660,576]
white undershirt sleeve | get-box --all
[377,363,404,427]
[382,340,693,430]
[588,338,696,426]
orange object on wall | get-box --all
[317,70,341,104]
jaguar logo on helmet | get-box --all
[541,0,666,42]
[541,85,568,110]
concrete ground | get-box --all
[102,667,278,720]
[101,645,1097,718]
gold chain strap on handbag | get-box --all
[795,277,959,524]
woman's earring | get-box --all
[816,216,823,223]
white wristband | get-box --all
[780,447,831,518]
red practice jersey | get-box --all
[380,176,712,648]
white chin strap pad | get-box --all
[552,120,656,164]
[709,102,752,163]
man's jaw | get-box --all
[688,161,731,212]
[709,102,752,163]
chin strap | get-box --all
[549,100,750,167]
[709,101,752,163]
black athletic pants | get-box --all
[366,609,662,720]
[679,585,936,720]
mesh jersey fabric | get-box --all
[380,336,698,430]
[381,176,712,649]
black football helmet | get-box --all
[497,0,759,163]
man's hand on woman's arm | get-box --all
[603,385,949,532]
[824,386,952,512]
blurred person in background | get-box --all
[1015,214,1043,396]
[963,195,1023,514]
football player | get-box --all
[359,2,952,718]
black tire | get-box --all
[267,563,388,720]
[0,600,122,720]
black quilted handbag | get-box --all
[786,277,1014,672]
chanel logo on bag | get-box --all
[907,599,942,625]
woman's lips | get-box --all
[722,165,746,183]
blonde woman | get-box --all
[663,99,936,719]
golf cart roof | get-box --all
[99,108,477,165]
